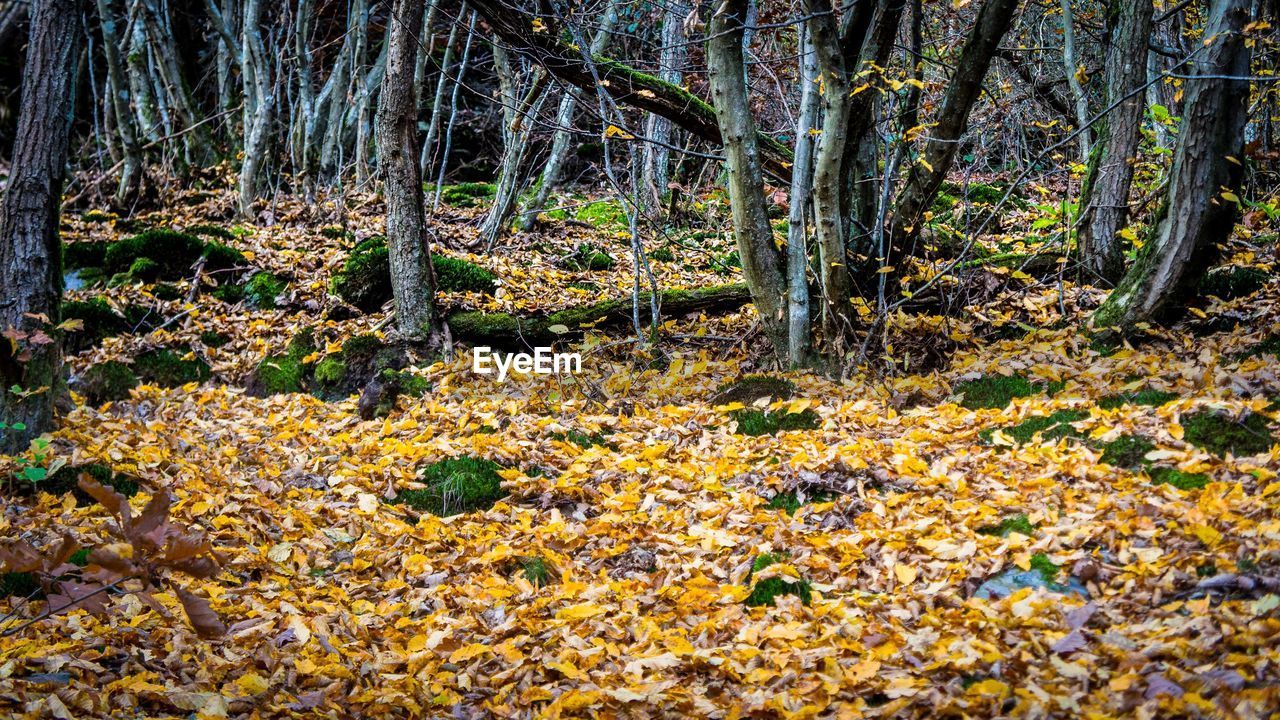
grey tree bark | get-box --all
[238,0,274,216]
[95,0,143,205]
[786,23,819,366]
[1059,0,1093,163]
[479,44,549,245]
[377,0,441,341]
[639,0,689,211]
[707,0,789,359]
[1077,0,1154,284]
[0,0,83,452]
[1093,0,1252,330]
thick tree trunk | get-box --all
[1092,0,1252,331]
[707,0,789,359]
[466,0,793,180]
[890,0,1021,251]
[0,0,82,453]
[1077,0,1154,284]
[377,0,441,341]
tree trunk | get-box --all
[890,0,1021,251]
[377,0,441,342]
[238,0,274,217]
[480,45,549,245]
[707,0,789,359]
[0,0,82,453]
[640,0,689,210]
[1092,0,1252,331]
[1077,0,1154,284]
[1059,0,1093,163]
[787,23,819,367]
[95,0,144,205]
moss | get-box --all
[980,409,1088,445]
[69,549,92,567]
[433,256,497,294]
[712,375,797,405]
[1182,411,1275,457]
[447,311,522,338]
[390,456,507,516]
[81,209,115,224]
[426,182,497,207]
[244,271,286,309]
[331,236,391,312]
[731,408,820,436]
[103,228,205,278]
[63,241,108,270]
[1235,335,1280,361]
[201,241,247,271]
[1028,553,1060,583]
[1098,389,1179,410]
[1099,434,1155,468]
[954,375,1038,410]
[549,429,612,449]
[186,223,236,241]
[931,192,960,214]
[0,572,40,599]
[128,257,161,281]
[649,247,675,262]
[1149,467,1209,490]
[568,281,600,292]
[314,358,347,386]
[574,199,627,229]
[199,330,229,348]
[744,553,812,607]
[383,369,430,398]
[1198,266,1269,301]
[563,245,615,271]
[78,361,139,405]
[519,556,553,587]
[978,514,1036,537]
[766,488,834,515]
[152,283,183,301]
[253,355,306,395]
[210,282,246,303]
[319,225,355,241]
[61,298,128,351]
[42,463,139,504]
[134,347,211,387]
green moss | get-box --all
[0,572,40,599]
[63,241,107,270]
[211,282,246,303]
[201,241,247,271]
[519,556,553,587]
[1028,553,1060,583]
[1198,266,1270,301]
[649,247,675,262]
[954,375,1039,410]
[744,553,812,607]
[199,330,229,347]
[446,311,521,338]
[244,271,286,309]
[978,513,1036,537]
[980,409,1088,445]
[1149,467,1210,490]
[319,225,355,241]
[766,489,834,515]
[331,237,391,312]
[134,347,211,387]
[731,409,820,436]
[549,429,612,449]
[128,257,161,281]
[61,298,128,351]
[428,182,497,207]
[931,192,960,214]
[68,549,92,566]
[1099,389,1179,410]
[41,463,139,505]
[152,283,183,301]
[575,199,627,229]
[1099,434,1155,468]
[103,228,205,278]
[1183,411,1276,457]
[187,224,236,241]
[313,358,347,386]
[78,361,139,405]
[390,456,507,516]
[253,356,306,395]
[81,209,114,224]
[383,369,430,398]
[712,375,797,405]
[433,256,497,294]
[563,245,615,271]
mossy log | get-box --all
[447,283,751,346]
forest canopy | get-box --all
[1,0,1279,717]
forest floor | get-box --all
[2,183,1280,718]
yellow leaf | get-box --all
[556,602,606,620]
[604,125,636,140]
[894,564,918,585]
[235,672,269,696]
[1191,523,1222,547]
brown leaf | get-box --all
[77,475,131,525]
[129,491,172,543]
[175,585,227,639]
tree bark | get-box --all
[1077,0,1154,284]
[0,0,83,453]
[786,23,819,366]
[377,0,441,341]
[640,0,689,210]
[465,0,794,180]
[1059,0,1093,163]
[95,0,143,205]
[707,0,789,359]
[1092,0,1252,331]
[480,45,549,245]
[238,0,274,216]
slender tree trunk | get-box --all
[1092,0,1252,331]
[480,45,549,245]
[430,10,477,209]
[0,0,83,453]
[95,0,143,205]
[516,0,620,231]
[1077,0,1154,284]
[238,0,274,216]
[786,23,819,367]
[707,0,789,359]
[640,0,688,211]
[419,10,461,176]
[1059,0,1093,162]
[377,0,441,341]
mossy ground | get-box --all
[1198,266,1270,301]
[1182,411,1276,457]
[954,375,1059,410]
[78,361,139,405]
[134,347,211,387]
[731,409,820,436]
[766,488,834,515]
[390,456,507,517]
[977,514,1036,537]
[244,271,286,309]
[1148,467,1210,490]
[1098,389,1179,410]
[103,228,205,279]
[249,331,315,396]
[332,236,498,311]
[745,553,812,608]
[712,375,796,406]
[980,409,1087,444]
